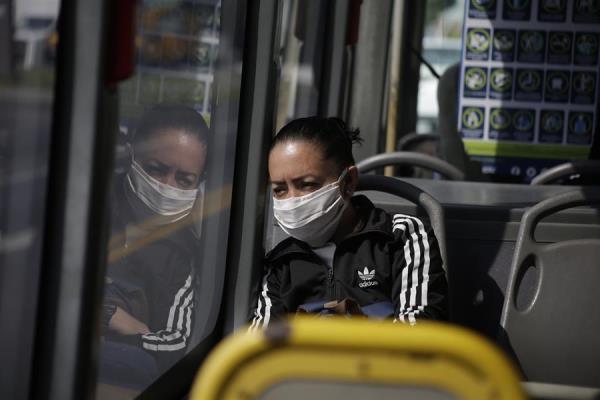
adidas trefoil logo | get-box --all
[357,267,378,288]
[358,267,375,281]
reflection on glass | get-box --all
[96,0,221,397]
[128,0,219,115]
[139,72,162,104]
[140,34,166,67]
[162,76,206,104]
[188,40,213,68]
[192,4,218,34]
[99,105,208,390]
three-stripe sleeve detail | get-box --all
[142,274,194,352]
[392,214,431,325]
[249,269,272,332]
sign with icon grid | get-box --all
[458,0,600,181]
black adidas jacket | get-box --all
[249,195,448,329]
[104,173,196,372]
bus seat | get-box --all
[530,161,600,186]
[356,151,465,181]
[396,133,440,179]
[500,189,600,387]
[190,317,527,400]
[398,132,439,153]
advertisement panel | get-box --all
[458,0,600,181]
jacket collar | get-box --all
[267,194,394,262]
[349,194,394,237]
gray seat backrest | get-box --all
[356,151,465,181]
[500,189,600,387]
[530,160,600,185]
[357,175,447,271]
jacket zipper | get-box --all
[307,248,337,300]
[329,247,339,300]
[327,265,335,300]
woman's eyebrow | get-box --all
[146,159,167,167]
[269,174,318,185]
[176,170,198,179]
[291,174,318,182]
[143,160,169,173]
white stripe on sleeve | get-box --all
[249,269,271,331]
[141,274,194,352]
[393,214,430,325]
[392,221,410,323]
[167,275,192,331]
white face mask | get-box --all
[273,170,349,247]
[127,160,198,220]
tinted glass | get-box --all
[0,0,60,398]
[96,0,241,397]
[275,0,327,131]
[417,0,464,134]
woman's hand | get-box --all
[108,306,151,335]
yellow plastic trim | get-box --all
[190,317,527,400]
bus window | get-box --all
[96,0,242,397]
[0,0,60,397]
[276,0,392,165]
[417,0,464,135]
[275,0,328,131]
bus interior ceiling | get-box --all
[1,0,600,399]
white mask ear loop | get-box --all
[337,167,352,197]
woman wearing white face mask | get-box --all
[249,117,448,330]
[99,105,208,385]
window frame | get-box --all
[28,0,114,399]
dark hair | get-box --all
[271,117,363,171]
[133,104,209,146]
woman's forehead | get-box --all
[271,140,320,156]
[269,141,324,166]
[136,128,203,149]
[269,140,337,179]
[135,129,207,174]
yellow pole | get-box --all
[384,0,403,176]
